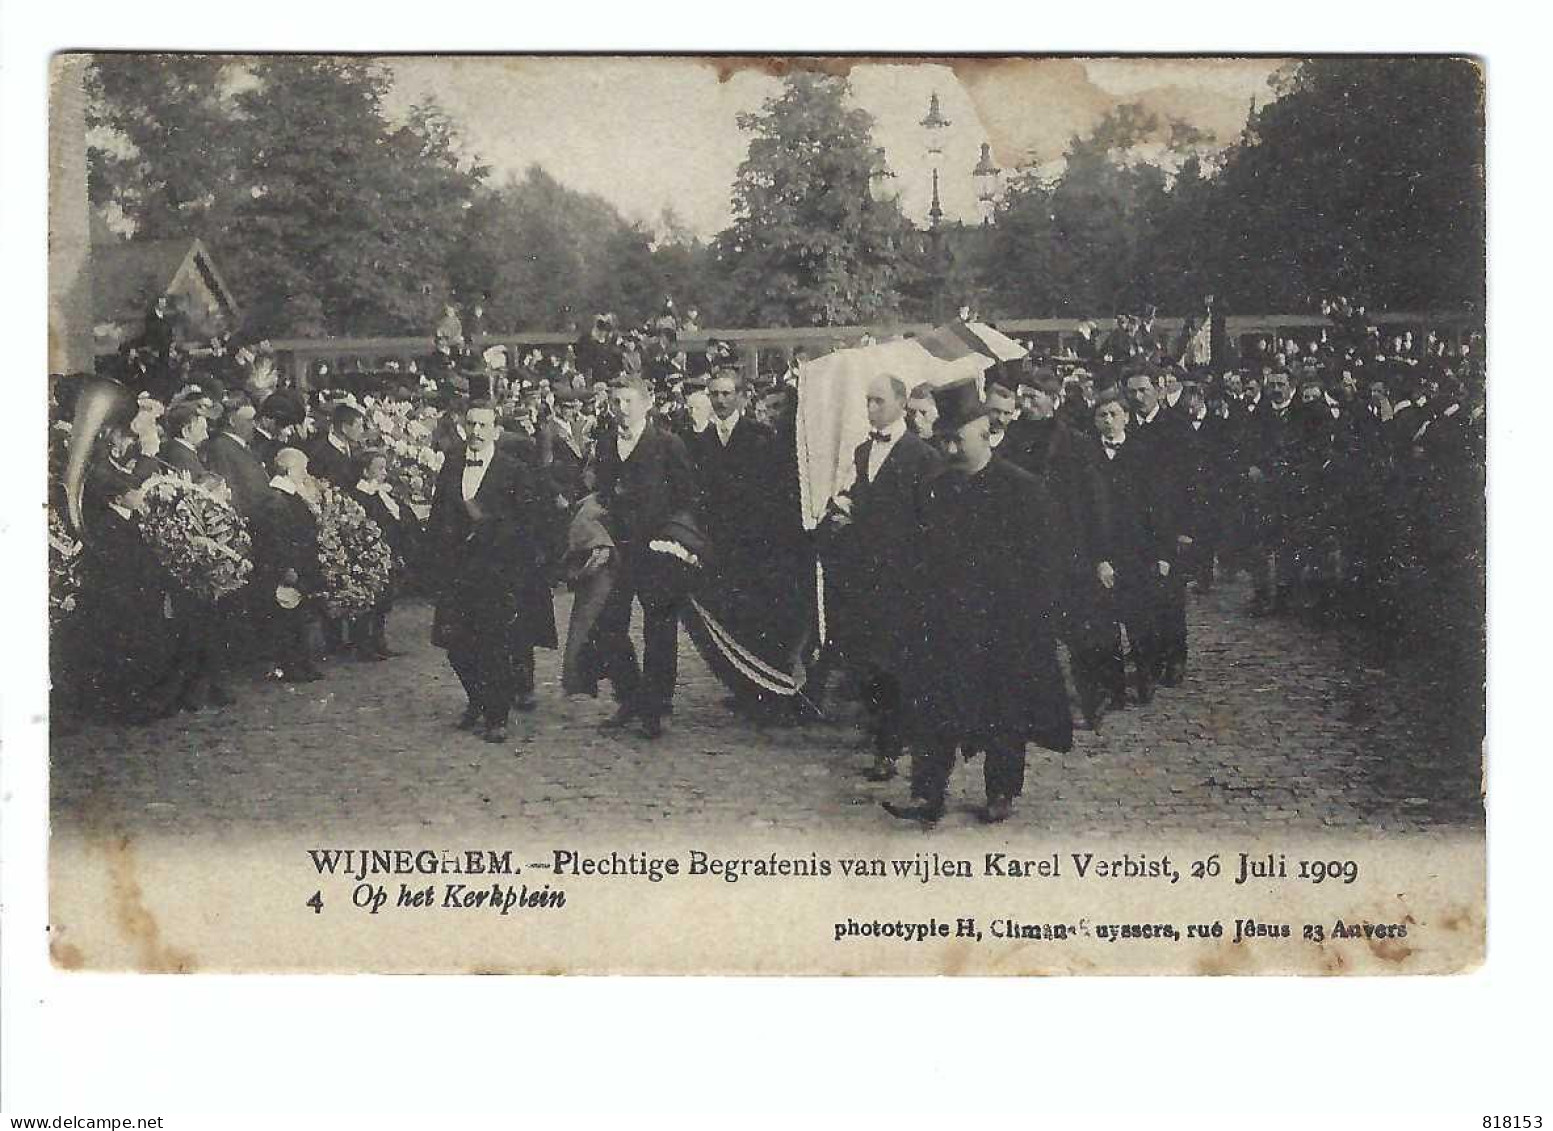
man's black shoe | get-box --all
[640,715,664,740]
[599,706,636,732]
[456,704,482,731]
[981,796,1015,824]
[1134,671,1155,706]
[882,801,943,826]
[483,725,509,744]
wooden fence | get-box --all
[268,311,1480,389]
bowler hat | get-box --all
[608,371,650,395]
[261,391,306,428]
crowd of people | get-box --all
[50,295,1485,825]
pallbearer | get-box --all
[885,378,1072,826]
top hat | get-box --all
[931,376,991,434]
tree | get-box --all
[87,55,488,338]
[715,73,916,326]
[1203,57,1485,311]
[86,54,241,240]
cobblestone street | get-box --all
[50,578,1484,840]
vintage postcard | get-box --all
[45,52,1485,974]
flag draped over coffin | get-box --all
[684,329,1001,703]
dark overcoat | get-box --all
[836,430,941,671]
[201,431,271,518]
[900,457,1073,753]
[68,508,178,720]
[305,436,355,491]
[249,486,323,595]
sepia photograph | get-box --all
[41,51,1486,975]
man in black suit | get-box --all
[536,385,589,578]
[1175,382,1230,596]
[254,391,303,472]
[307,403,365,491]
[428,402,558,743]
[587,373,700,739]
[885,377,1072,825]
[152,404,239,710]
[158,402,209,477]
[539,386,589,506]
[828,372,942,781]
[1238,368,1299,615]
[1068,397,1175,725]
[686,368,805,714]
[690,369,772,532]
[202,394,270,519]
[1123,370,1190,683]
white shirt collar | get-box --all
[617,418,648,458]
[358,479,400,517]
[873,417,906,443]
[224,430,248,448]
[328,433,350,455]
[269,475,298,496]
[714,414,738,443]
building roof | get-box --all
[92,237,240,327]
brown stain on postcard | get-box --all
[105,836,196,973]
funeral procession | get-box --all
[46,55,1484,837]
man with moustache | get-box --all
[904,382,939,441]
[983,383,1019,459]
[429,401,557,743]
[885,378,1072,826]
